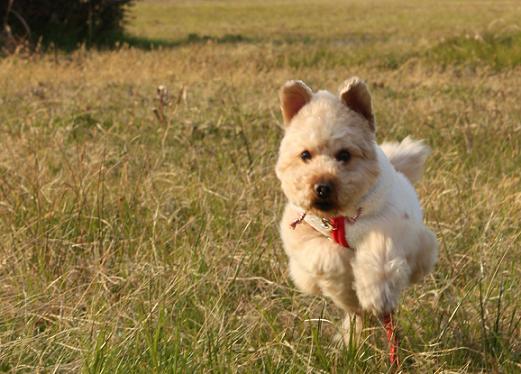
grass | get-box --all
[426,32,521,71]
[1,0,521,372]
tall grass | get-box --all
[0,0,520,372]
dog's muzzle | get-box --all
[312,181,336,211]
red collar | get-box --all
[290,207,362,249]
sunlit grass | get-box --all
[1,0,520,372]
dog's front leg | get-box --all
[351,231,411,316]
[339,313,363,345]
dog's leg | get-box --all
[408,226,438,284]
[340,313,363,346]
[288,260,320,295]
[351,230,411,316]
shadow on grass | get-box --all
[114,32,254,50]
[30,32,254,52]
[10,31,382,53]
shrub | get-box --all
[1,0,135,48]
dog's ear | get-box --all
[339,77,375,132]
[279,80,313,126]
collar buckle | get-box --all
[321,218,334,230]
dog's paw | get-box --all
[356,281,399,316]
[336,313,363,346]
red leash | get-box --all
[329,207,362,249]
[330,216,350,247]
[383,313,399,366]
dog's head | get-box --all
[275,78,380,217]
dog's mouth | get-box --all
[311,200,337,213]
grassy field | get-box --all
[1,0,521,372]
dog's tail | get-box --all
[380,137,431,184]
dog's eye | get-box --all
[336,149,351,162]
[300,150,312,162]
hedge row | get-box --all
[1,0,135,47]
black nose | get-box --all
[314,183,332,199]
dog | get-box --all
[275,77,438,364]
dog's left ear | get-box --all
[339,77,375,132]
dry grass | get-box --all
[1,0,521,372]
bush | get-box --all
[1,0,135,48]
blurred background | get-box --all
[1,1,520,372]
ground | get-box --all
[1,0,520,372]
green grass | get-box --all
[426,32,521,71]
[1,0,521,372]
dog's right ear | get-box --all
[339,77,375,132]
[279,80,312,126]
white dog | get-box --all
[275,77,438,364]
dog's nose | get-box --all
[314,183,332,199]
